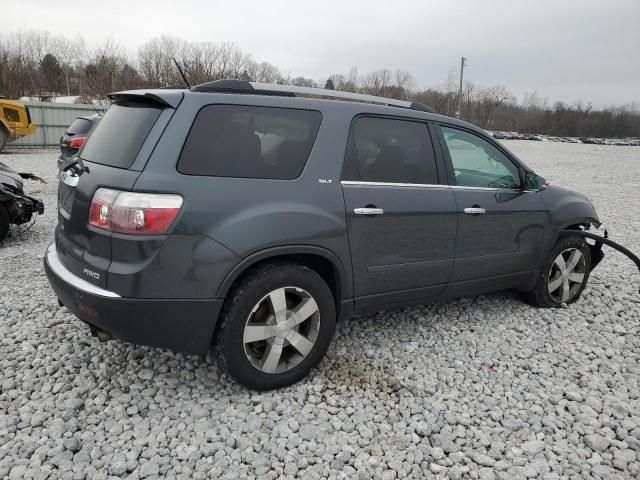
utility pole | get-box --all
[457,56,468,119]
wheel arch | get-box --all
[215,245,351,313]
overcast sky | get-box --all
[6,0,640,107]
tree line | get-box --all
[1,31,638,138]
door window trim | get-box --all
[341,113,445,186]
[434,123,525,190]
[341,180,450,189]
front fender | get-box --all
[541,185,600,229]
[532,185,600,271]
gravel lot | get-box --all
[1,142,639,479]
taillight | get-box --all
[89,188,183,235]
[69,137,86,149]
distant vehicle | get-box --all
[45,80,637,390]
[0,97,38,152]
[58,114,102,170]
[0,161,44,243]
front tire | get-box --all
[523,235,591,307]
[0,130,6,153]
[214,263,336,390]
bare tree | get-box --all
[0,29,638,138]
[475,85,514,128]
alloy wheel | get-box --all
[243,286,320,374]
[547,248,586,303]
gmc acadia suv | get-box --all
[45,80,605,390]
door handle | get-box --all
[464,207,486,214]
[354,207,384,215]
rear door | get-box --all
[56,99,171,289]
[435,125,546,291]
[341,116,457,309]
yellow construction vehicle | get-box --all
[0,96,38,152]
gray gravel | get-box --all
[1,142,639,479]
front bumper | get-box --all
[4,193,44,225]
[44,243,222,355]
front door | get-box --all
[341,116,458,309]
[437,125,547,292]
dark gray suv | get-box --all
[45,80,605,390]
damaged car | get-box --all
[0,161,45,243]
[44,80,639,390]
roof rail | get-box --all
[190,79,435,113]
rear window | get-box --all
[66,118,93,135]
[80,103,161,169]
[178,105,322,179]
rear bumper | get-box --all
[44,243,222,355]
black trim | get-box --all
[427,122,450,186]
[191,79,296,97]
[108,93,174,109]
[215,245,351,300]
[410,102,436,113]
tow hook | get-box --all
[559,230,640,293]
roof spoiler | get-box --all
[108,90,184,109]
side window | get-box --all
[178,105,322,180]
[343,117,438,184]
[441,126,521,189]
[3,108,20,123]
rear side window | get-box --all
[178,105,322,179]
[343,116,438,184]
[80,103,161,169]
[66,118,93,135]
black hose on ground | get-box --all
[559,230,640,293]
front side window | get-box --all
[178,105,322,179]
[343,117,438,184]
[3,108,19,123]
[441,126,520,189]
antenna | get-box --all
[173,58,191,89]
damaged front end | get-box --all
[0,161,45,243]
[559,226,640,293]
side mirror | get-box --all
[524,171,542,190]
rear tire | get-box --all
[214,262,336,390]
[522,235,591,307]
[0,130,6,153]
[0,204,10,243]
